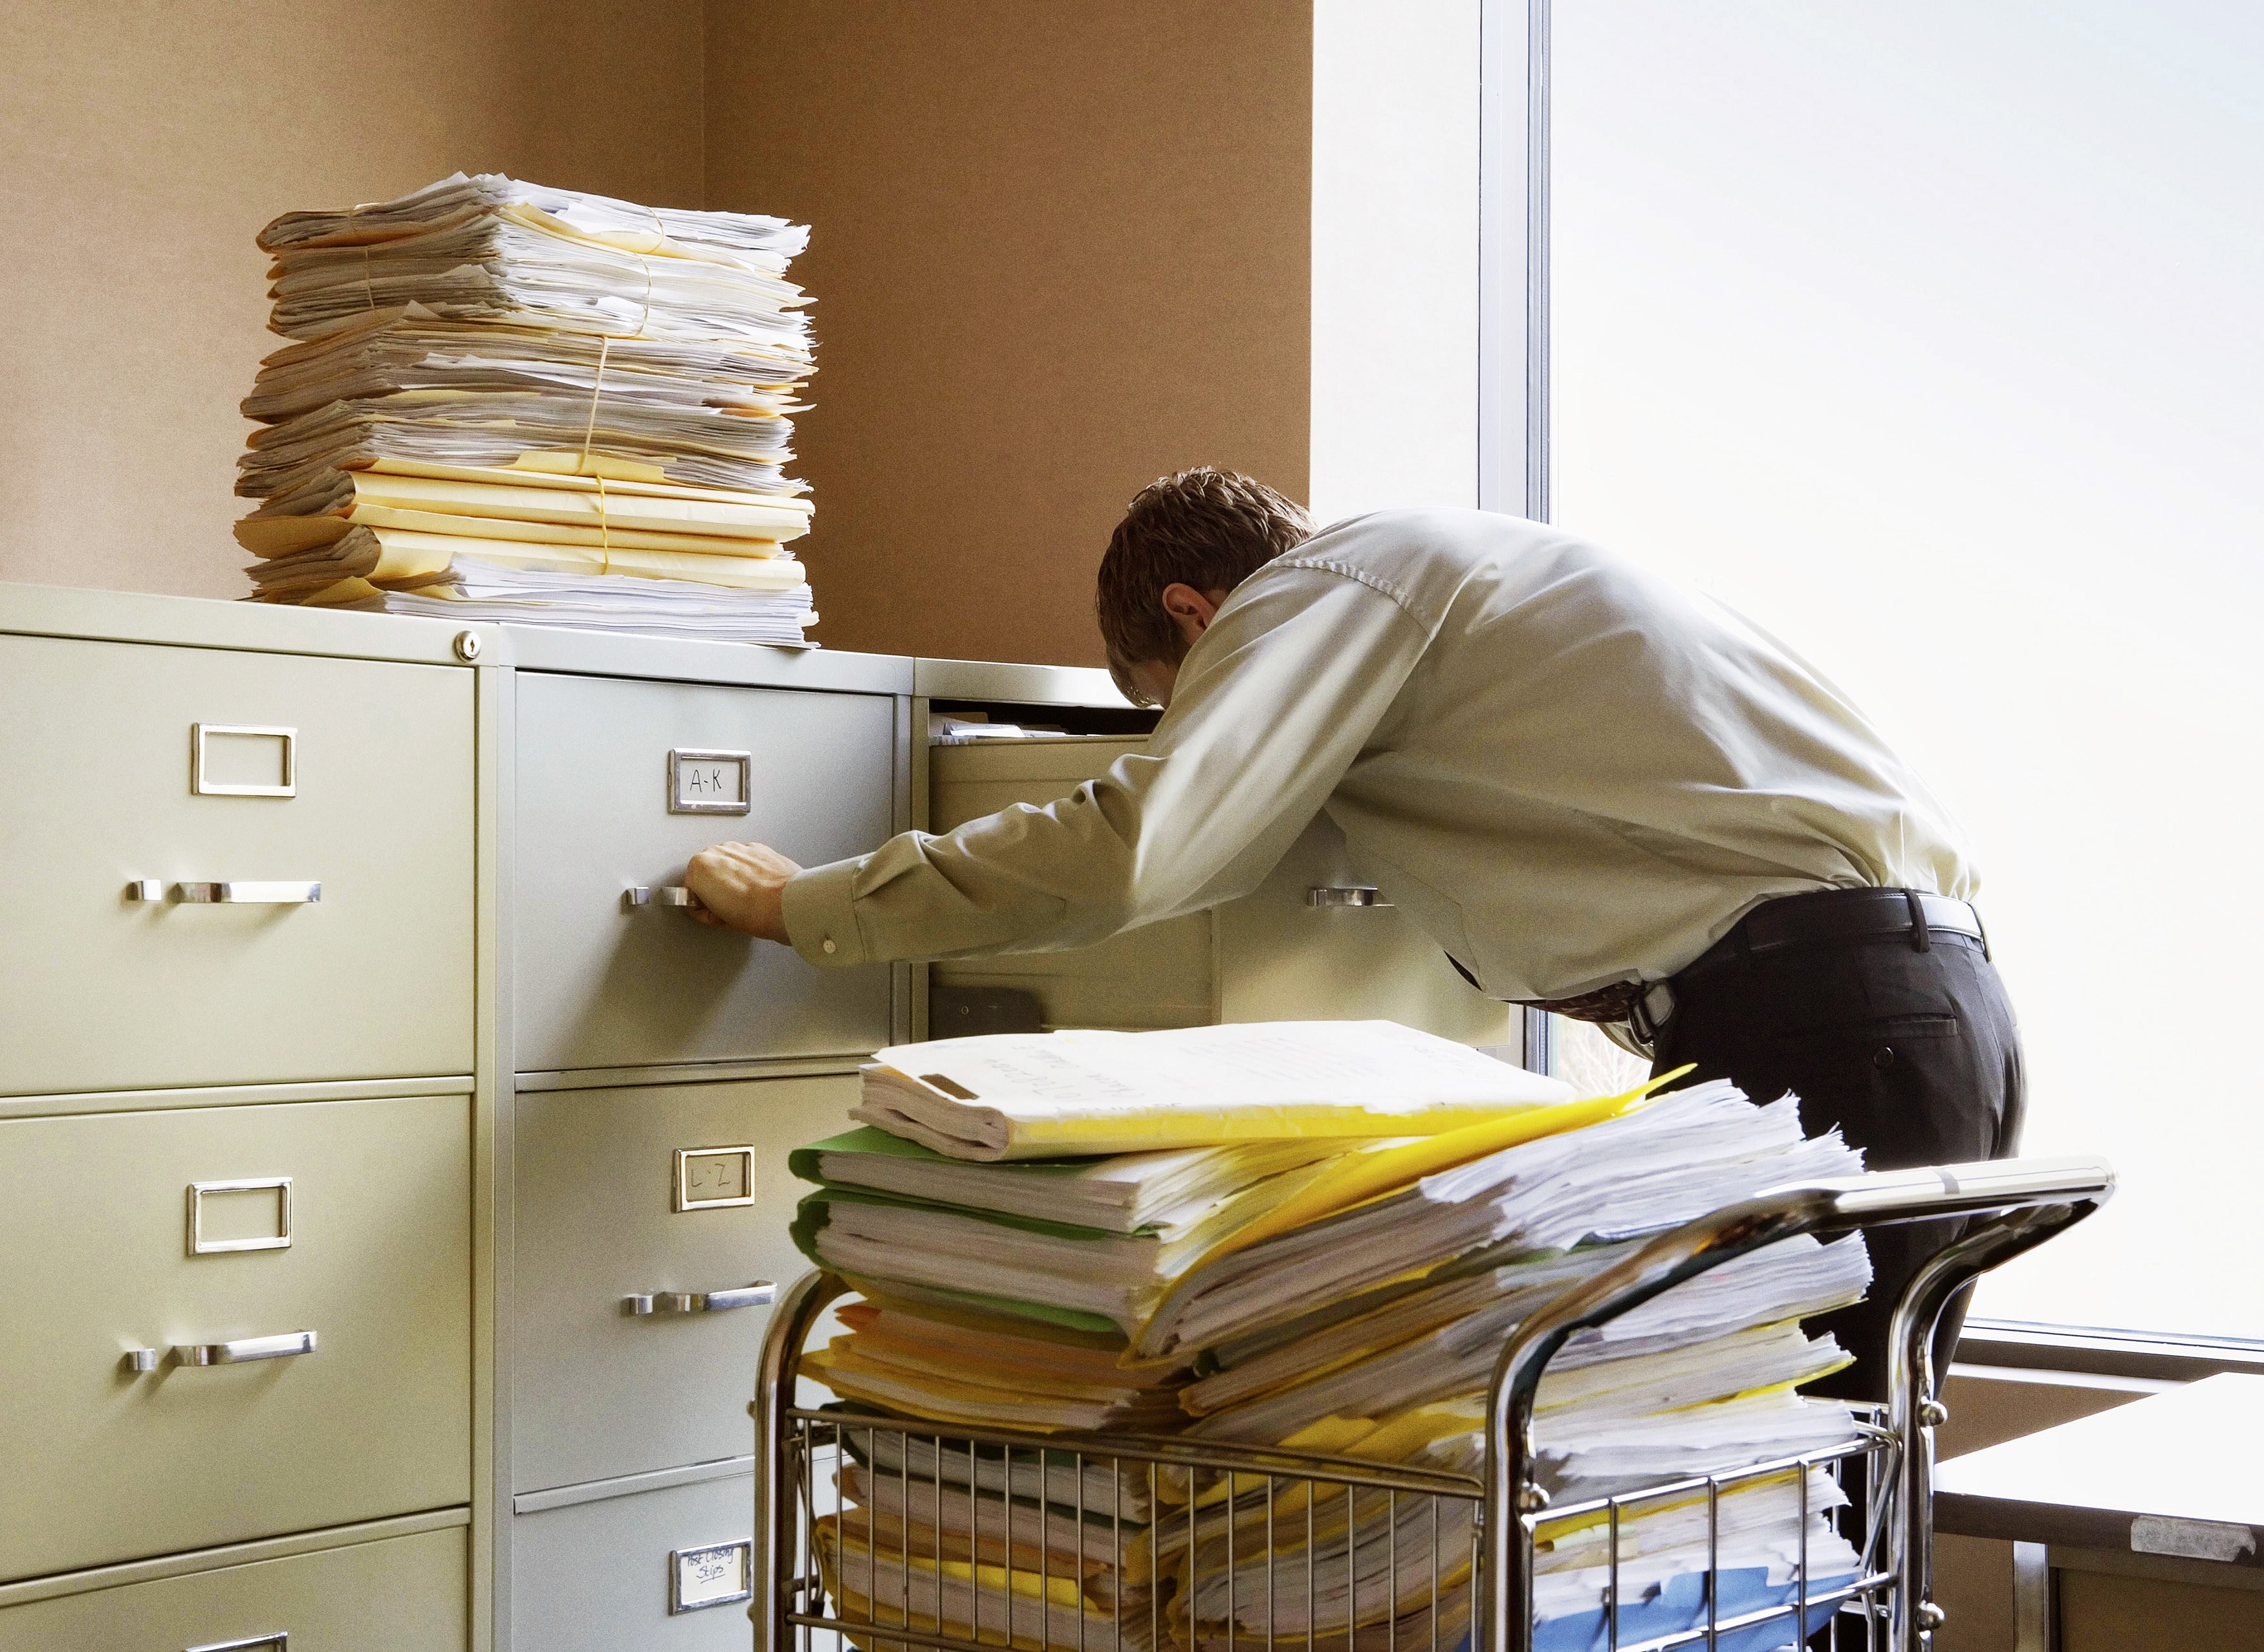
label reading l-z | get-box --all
[675,1145,756,1211]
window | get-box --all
[1544,2,2264,1338]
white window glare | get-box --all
[1550,1,2264,1338]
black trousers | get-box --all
[1648,911,2025,1403]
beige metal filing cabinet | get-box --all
[0,585,915,1652]
[1,583,484,1652]
[3,591,1523,1652]
[484,624,914,1652]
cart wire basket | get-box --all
[753,1155,2113,1652]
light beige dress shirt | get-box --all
[781,508,1975,999]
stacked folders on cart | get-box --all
[790,1021,1876,1652]
[232,172,820,645]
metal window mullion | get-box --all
[1477,0,1552,527]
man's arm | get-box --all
[705,564,1431,966]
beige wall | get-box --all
[704,0,1312,665]
[0,0,704,601]
[0,2,1310,666]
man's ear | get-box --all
[1159,583,1225,650]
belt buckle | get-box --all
[1627,981,1674,1047]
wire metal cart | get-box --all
[753,1155,2112,1652]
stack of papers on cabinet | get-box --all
[254,172,809,345]
[324,557,816,644]
[232,173,820,644]
[787,1020,1878,1651]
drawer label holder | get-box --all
[675,1144,756,1210]
[192,724,297,798]
[188,1177,294,1254]
[668,748,752,815]
[669,1538,752,1613]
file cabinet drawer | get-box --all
[512,1475,752,1652]
[1214,809,1512,1043]
[928,737,1214,1030]
[0,1094,472,1583]
[513,673,897,1072]
[514,1075,853,1494]
[0,1522,466,1652]
[0,633,474,1096]
[926,737,1508,1041]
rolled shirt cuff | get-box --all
[781,857,869,968]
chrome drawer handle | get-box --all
[624,884,704,911]
[676,1283,776,1312]
[1308,884,1393,908]
[186,1634,288,1651]
[623,1281,775,1316]
[170,1330,318,1365]
[122,1334,318,1370]
[129,881,322,904]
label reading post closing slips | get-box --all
[669,1539,751,1613]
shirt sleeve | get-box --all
[779,563,1432,968]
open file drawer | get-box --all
[926,735,1512,1042]
[926,737,1213,1030]
[511,673,898,1073]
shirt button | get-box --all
[1873,1046,1895,1071]
[822,938,837,955]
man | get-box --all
[687,466,2023,1395]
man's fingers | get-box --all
[670,840,801,944]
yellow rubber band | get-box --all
[578,334,614,465]
[594,471,610,570]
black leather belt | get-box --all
[1516,887,1989,1043]
[1628,886,1988,1043]
[1692,886,1986,967]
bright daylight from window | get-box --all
[1551,1,2264,1338]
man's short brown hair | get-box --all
[1095,467,1312,701]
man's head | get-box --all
[1096,467,1312,706]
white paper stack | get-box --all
[232,173,822,644]
[848,1021,1577,1160]
[332,557,815,646]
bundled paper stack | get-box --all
[792,1021,1877,1652]
[232,172,820,644]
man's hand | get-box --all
[683,841,803,942]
